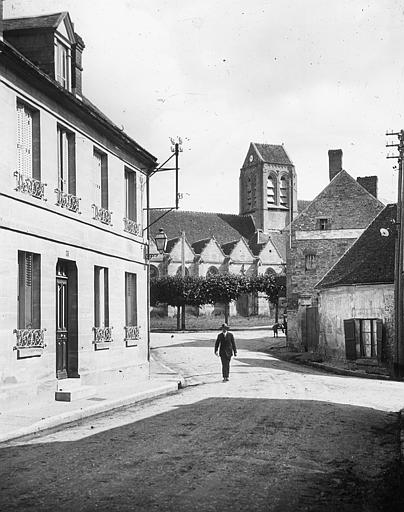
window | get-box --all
[55,39,71,90]
[16,101,40,181]
[206,266,219,277]
[279,175,288,207]
[18,251,41,329]
[318,218,331,231]
[247,177,252,209]
[125,168,137,221]
[93,149,108,209]
[267,175,276,205]
[57,125,76,194]
[94,267,109,328]
[305,254,316,271]
[150,265,159,279]
[125,273,138,327]
[344,318,382,360]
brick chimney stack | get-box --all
[72,32,85,98]
[357,176,378,198]
[328,149,343,181]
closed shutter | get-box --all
[93,151,102,206]
[344,319,357,360]
[101,155,108,209]
[125,273,137,326]
[376,319,383,362]
[125,169,136,221]
[17,104,33,178]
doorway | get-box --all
[56,259,79,379]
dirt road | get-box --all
[0,329,403,511]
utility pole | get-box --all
[386,129,404,380]
[181,231,186,330]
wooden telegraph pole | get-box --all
[386,130,404,379]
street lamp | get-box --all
[154,229,168,254]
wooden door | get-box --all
[56,265,68,379]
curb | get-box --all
[267,350,390,380]
[0,382,179,444]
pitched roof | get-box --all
[3,12,68,31]
[292,170,384,230]
[191,238,212,255]
[149,210,256,245]
[253,143,293,165]
[221,240,239,256]
[297,199,311,213]
[316,204,396,289]
[165,238,180,253]
[269,232,288,261]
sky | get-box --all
[4,0,404,212]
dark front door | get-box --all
[56,262,68,379]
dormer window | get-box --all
[55,38,71,91]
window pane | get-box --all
[125,273,137,326]
[125,168,137,221]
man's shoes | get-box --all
[224,377,229,382]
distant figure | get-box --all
[282,320,287,335]
[214,323,237,382]
[272,322,280,337]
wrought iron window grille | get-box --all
[55,188,81,213]
[13,328,47,350]
[124,325,141,341]
[14,171,47,200]
[92,326,113,344]
[92,204,112,226]
[123,218,141,236]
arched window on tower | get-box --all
[247,177,252,209]
[267,175,276,206]
[280,175,289,207]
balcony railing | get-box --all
[13,328,47,350]
[14,171,46,200]
[55,188,81,213]
[92,204,112,225]
[123,218,142,236]
[92,326,113,344]
[124,325,140,347]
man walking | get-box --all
[215,323,237,382]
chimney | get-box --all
[328,149,343,181]
[357,176,378,198]
[72,32,85,98]
[0,0,4,41]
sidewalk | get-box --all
[0,355,184,443]
[266,345,391,380]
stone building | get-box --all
[315,204,395,375]
[149,143,301,318]
[0,9,156,402]
[286,149,384,351]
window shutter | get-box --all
[17,104,33,178]
[344,319,357,360]
[376,319,383,362]
[101,156,108,209]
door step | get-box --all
[55,378,96,402]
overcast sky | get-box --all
[4,0,404,212]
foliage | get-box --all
[150,272,286,309]
[248,273,286,306]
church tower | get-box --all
[239,143,297,232]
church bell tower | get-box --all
[239,143,297,232]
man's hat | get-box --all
[221,323,229,330]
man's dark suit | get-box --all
[215,331,237,379]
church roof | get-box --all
[191,238,212,255]
[316,204,396,289]
[221,240,239,256]
[149,210,256,245]
[268,232,288,261]
[253,143,293,165]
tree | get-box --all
[248,273,286,321]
